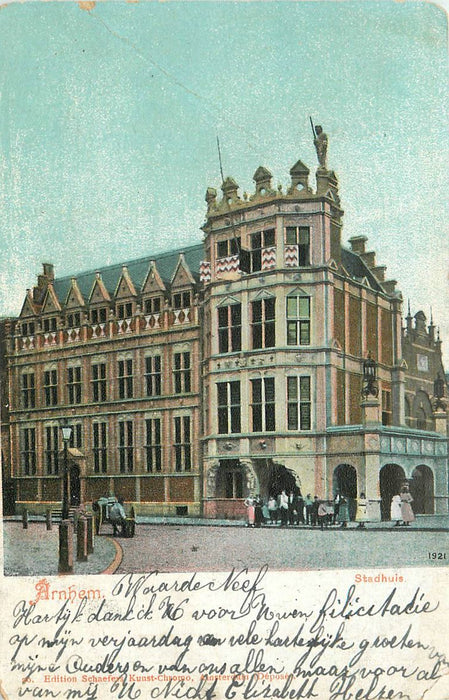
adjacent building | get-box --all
[3,148,448,520]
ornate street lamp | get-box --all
[60,419,72,520]
[59,418,73,573]
[361,353,378,398]
[433,373,446,411]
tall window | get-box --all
[21,321,35,336]
[218,304,242,353]
[287,376,311,431]
[144,297,161,315]
[145,356,162,396]
[174,416,191,472]
[251,298,275,349]
[44,370,58,406]
[21,427,36,475]
[43,317,57,332]
[173,352,191,394]
[21,372,35,409]
[91,307,107,324]
[382,390,392,426]
[69,424,82,449]
[287,295,311,346]
[67,312,81,328]
[217,238,240,258]
[146,418,162,472]
[250,229,275,272]
[285,226,310,266]
[119,421,133,473]
[117,302,133,319]
[173,292,191,309]
[67,367,82,404]
[45,426,59,474]
[92,363,107,403]
[251,378,276,432]
[93,422,107,473]
[118,359,133,399]
[217,381,241,434]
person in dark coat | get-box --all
[337,496,350,528]
[288,491,297,525]
[296,492,305,524]
[311,496,319,526]
[254,495,264,527]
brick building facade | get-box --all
[3,151,448,519]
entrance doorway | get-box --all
[69,465,81,506]
[266,462,299,497]
[410,465,434,514]
[380,464,406,520]
[333,464,358,520]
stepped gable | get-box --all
[52,244,204,304]
[340,248,384,293]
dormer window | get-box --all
[117,302,133,319]
[286,226,310,266]
[43,317,57,332]
[67,312,81,328]
[144,297,161,315]
[173,292,191,310]
[91,307,107,324]
[21,321,35,337]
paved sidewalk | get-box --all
[3,521,119,576]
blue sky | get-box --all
[0,1,448,361]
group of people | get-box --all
[244,485,415,529]
[390,485,415,526]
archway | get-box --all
[333,464,357,520]
[380,464,406,520]
[410,465,434,514]
[267,462,299,498]
[69,464,81,506]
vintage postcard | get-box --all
[0,1,448,698]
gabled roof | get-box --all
[52,244,204,304]
[65,278,86,308]
[41,284,62,314]
[19,291,40,318]
[341,247,384,293]
[171,253,196,288]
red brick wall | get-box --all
[169,477,194,502]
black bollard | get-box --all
[22,509,28,529]
[46,509,52,531]
[76,517,88,562]
[86,513,94,554]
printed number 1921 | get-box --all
[428,552,446,560]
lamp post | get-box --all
[58,418,73,574]
[361,353,378,398]
[61,419,72,520]
[433,373,446,411]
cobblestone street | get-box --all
[4,519,449,576]
[115,523,448,573]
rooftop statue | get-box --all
[313,124,328,169]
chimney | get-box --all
[348,236,367,255]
